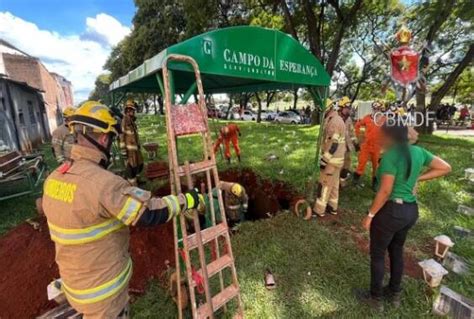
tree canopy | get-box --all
[94,0,472,112]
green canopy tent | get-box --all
[109,26,330,198]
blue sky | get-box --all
[0,0,135,101]
[0,0,134,33]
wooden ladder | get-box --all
[162,54,243,319]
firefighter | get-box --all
[120,99,144,186]
[354,101,385,189]
[337,97,358,184]
[313,99,346,217]
[202,182,248,228]
[42,101,202,319]
[51,107,76,164]
[213,123,241,164]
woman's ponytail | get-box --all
[382,118,412,180]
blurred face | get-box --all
[380,128,394,149]
[341,106,351,116]
[126,107,135,117]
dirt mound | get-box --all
[0,217,174,319]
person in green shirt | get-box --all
[357,120,451,312]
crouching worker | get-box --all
[213,123,241,164]
[313,100,346,217]
[357,121,451,311]
[202,182,248,228]
[42,101,203,319]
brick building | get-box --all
[0,39,74,152]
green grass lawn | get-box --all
[0,114,472,318]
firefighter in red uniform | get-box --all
[354,101,385,189]
[213,123,241,163]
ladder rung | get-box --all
[187,223,227,250]
[192,255,233,287]
[196,285,240,318]
[177,160,214,177]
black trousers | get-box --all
[126,163,143,179]
[370,201,418,298]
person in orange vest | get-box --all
[354,101,385,190]
[213,123,241,163]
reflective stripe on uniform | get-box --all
[124,130,135,135]
[329,157,344,165]
[162,195,180,221]
[62,258,133,304]
[117,197,142,225]
[48,219,125,245]
[126,145,138,151]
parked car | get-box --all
[274,111,302,124]
[264,110,277,121]
[219,106,241,120]
[207,106,219,118]
[241,110,256,121]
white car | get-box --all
[219,106,241,120]
[274,111,301,124]
[264,111,277,121]
[241,110,256,121]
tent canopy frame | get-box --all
[109,26,331,200]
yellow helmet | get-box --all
[221,126,230,135]
[325,98,333,108]
[372,101,383,110]
[62,106,75,118]
[69,101,119,135]
[125,99,136,110]
[231,183,243,197]
[338,96,351,107]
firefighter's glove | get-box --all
[354,143,360,152]
[184,188,201,210]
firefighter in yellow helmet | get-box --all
[313,98,346,217]
[202,182,248,228]
[42,101,202,319]
[337,97,358,185]
[120,99,143,185]
[51,106,76,164]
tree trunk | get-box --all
[292,88,298,110]
[430,43,474,110]
[266,91,275,108]
[226,95,233,119]
[255,92,263,123]
[158,95,164,114]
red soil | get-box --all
[218,168,298,219]
[0,217,174,319]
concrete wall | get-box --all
[2,53,74,135]
[0,79,47,152]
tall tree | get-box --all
[89,73,112,104]
[408,0,473,111]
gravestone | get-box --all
[433,286,474,318]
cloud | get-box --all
[82,13,130,47]
[0,12,130,102]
